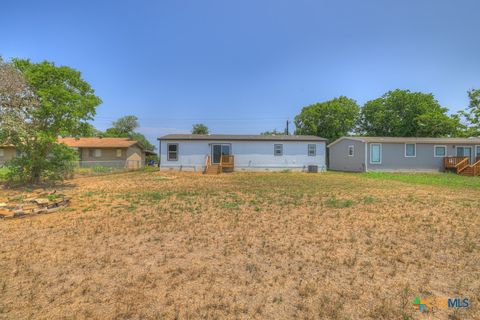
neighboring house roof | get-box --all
[328,136,480,147]
[158,134,326,142]
[58,137,143,149]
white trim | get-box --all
[370,143,382,164]
[404,143,416,157]
[347,145,354,157]
[433,145,447,158]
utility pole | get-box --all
[286,120,289,135]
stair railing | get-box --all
[472,159,480,176]
[455,157,469,174]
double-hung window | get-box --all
[370,143,381,164]
[274,144,283,156]
[405,143,416,157]
[167,144,178,161]
[434,145,446,157]
[308,144,316,156]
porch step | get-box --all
[460,166,475,176]
[205,164,220,175]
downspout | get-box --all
[364,142,368,172]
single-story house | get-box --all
[0,145,17,166]
[158,134,327,173]
[1,137,153,169]
[328,136,480,174]
[58,137,149,169]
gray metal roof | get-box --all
[158,134,326,142]
[328,136,480,147]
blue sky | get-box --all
[1,0,479,146]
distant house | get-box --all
[0,145,17,166]
[328,136,480,175]
[158,134,327,173]
[58,137,150,169]
[1,137,154,169]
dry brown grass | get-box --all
[0,171,479,319]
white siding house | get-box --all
[158,134,327,172]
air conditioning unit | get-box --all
[307,165,318,173]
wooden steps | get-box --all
[460,166,474,176]
[205,164,220,175]
[445,157,480,176]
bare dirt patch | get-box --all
[0,171,478,319]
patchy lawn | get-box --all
[0,171,479,319]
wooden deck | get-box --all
[444,156,480,176]
[204,155,234,175]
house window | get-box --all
[274,144,283,156]
[0,148,4,157]
[116,149,122,157]
[370,143,382,164]
[308,144,316,156]
[434,145,446,157]
[405,143,416,157]
[167,144,178,161]
[476,146,480,158]
[348,145,354,157]
[88,149,102,157]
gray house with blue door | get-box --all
[328,136,480,172]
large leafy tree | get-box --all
[0,58,101,183]
[458,89,480,137]
[357,89,460,137]
[192,123,209,134]
[294,96,359,142]
[104,115,155,151]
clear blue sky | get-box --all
[2,0,479,146]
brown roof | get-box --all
[158,134,326,142]
[58,137,141,148]
[328,136,480,147]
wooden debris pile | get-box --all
[0,191,71,219]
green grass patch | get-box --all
[0,167,9,181]
[325,196,355,208]
[363,171,480,189]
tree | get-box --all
[104,115,155,151]
[260,129,284,135]
[192,123,209,134]
[106,115,139,136]
[0,58,102,183]
[294,96,359,142]
[458,89,480,137]
[357,89,460,137]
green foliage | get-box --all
[103,115,155,151]
[357,89,460,137]
[6,143,78,183]
[192,123,209,134]
[458,88,480,137]
[0,58,101,184]
[260,129,285,135]
[294,96,359,142]
[107,115,139,136]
